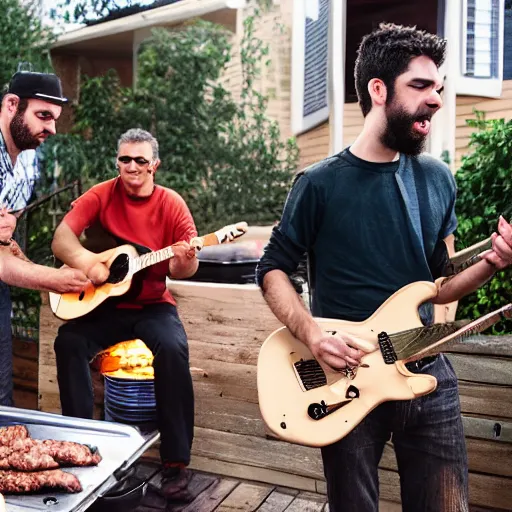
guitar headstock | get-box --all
[214,222,248,244]
[190,221,248,250]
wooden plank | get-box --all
[285,491,325,512]
[377,502,402,512]
[192,456,319,494]
[256,488,297,511]
[446,335,512,357]
[458,381,512,419]
[456,98,512,116]
[12,387,37,410]
[12,338,38,360]
[189,339,260,366]
[190,427,324,481]
[215,482,273,511]
[466,438,512,477]
[195,395,267,438]
[191,358,258,403]
[463,416,512,444]
[375,469,401,504]
[380,437,512,477]
[447,354,512,386]
[178,478,239,512]
[469,472,512,510]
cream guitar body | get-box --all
[49,222,248,320]
[257,280,512,447]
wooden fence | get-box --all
[37,283,512,509]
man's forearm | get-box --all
[52,222,95,271]
[262,269,321,347]
[169,257,199,279]
[433,259,496,305]
[1,254,61,291]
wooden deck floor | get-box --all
[133,462,402,512]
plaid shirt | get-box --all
[0,130,39,211]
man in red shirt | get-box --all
[51,128,198,502]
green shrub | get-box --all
[42,17,298,234]
[0,0,54,87]
[455,112,511,334]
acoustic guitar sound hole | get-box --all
[106,254,130,284]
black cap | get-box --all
[7,71,68,106]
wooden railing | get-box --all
[37,281,512,509]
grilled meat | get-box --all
[7,448,59,472]
[0,469,82,494]
[0,438,57,471]
[42,441,102,467]
[0,426,29,447]
[0,430,101,472]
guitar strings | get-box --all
[387,321,470,361]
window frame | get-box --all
[291,0,330,135]
[456,0,505,97]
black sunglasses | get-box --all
[118,156,151,166]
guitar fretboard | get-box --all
[129,246,174,275]
[402,304,512,363]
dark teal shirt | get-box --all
[256,148,457,322]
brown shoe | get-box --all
[159,468,194,503]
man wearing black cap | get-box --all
[0,71,88,407]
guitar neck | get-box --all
[397,304,512,363]
[448,217,512,275]
[128,221,248,274]
[131,246,174,274]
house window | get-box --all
[291,0,330,134]
[457,0,505,96]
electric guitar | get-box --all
[257,281,511,447]
[257,230,511,448]
[49,222,248,320]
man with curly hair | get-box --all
[257,23,512,511]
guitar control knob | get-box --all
[308,401,328,420]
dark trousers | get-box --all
[0,282,13,407]
[54,302,194,465]
[321,355,468,512]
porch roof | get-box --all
[51,0,245,56]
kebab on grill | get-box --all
[0,425,101,494]
[0,469,82,494]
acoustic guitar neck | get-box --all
[129,221,248,276]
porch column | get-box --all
[328,0,346,155]
[429,0,457,172]
[133,28,153,87]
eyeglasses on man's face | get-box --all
[117,156,152,166]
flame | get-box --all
[93,339,155,380]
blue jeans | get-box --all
[321,355,468,512]
[0,282,13,407]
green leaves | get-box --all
[455,111,512,333]
[0,0,55,88]
[41,17,299,235]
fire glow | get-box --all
[93,339,155,380]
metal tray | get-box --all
[0,405,160,512]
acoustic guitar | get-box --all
[49,222,248,320]
[257,281,511,447]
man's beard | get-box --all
[381,102,431,156]
[10,112,41,151]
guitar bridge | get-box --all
[378,332,397,364]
